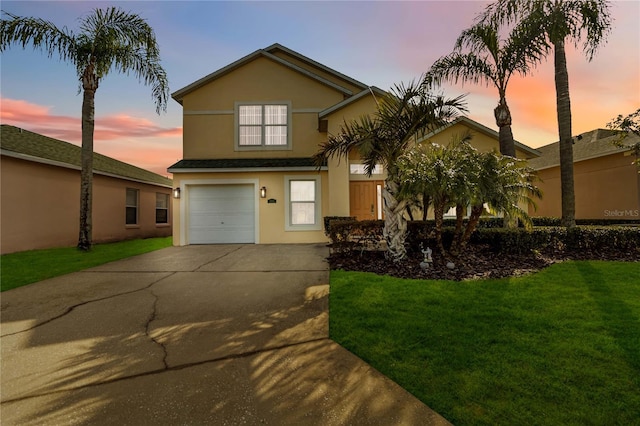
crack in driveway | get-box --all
[145,286,169,370]
[1,272,176,337]
[192,245,244,272]
[1,337,331,404]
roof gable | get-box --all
[172,43,367,104]
[264,43,369,94]
[426,117,541,158]
[0,125,172,187]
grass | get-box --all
[330,261,640,425]
[1,237,172,292]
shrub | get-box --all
[327,219,384,253]
[531,217,640,227]
[323,216,356,236]
[472,226,640,256]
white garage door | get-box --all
[188,185,255,244]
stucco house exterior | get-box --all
[528,129,640,220]
[169,43,540,245]
[1,125,173,254]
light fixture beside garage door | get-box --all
[260,186,267,198]
[173,187,181,199]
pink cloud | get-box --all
[1,98,182,142]
[1,97,182,176]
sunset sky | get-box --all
[1,0,638,177]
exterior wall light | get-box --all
[260,186,267,198]
[173,187,181,199]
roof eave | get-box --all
[2,149,172,187]
[319,87,387,119]
[168,166,327,173]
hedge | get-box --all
[325,216,640,257]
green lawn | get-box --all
[330,261,640,425]
[1,237,172,292]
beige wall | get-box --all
[182,57,345,160]
[427,122,534,159]
[324,94,381,216]
[172,170,329,245]
[1,156,172,254]
[529,152,640,219]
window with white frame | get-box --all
[349,163,384,175]
[236,103,290,149]
[285,176,321,231]
[156,193,169,224]
[126,188,139,225]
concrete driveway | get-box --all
[1,244,449,425]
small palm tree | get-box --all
[398,141,469,255]
[397,138,540,256]
[314,81,466,261]
[1,7,169,250]
[458,151,541,251]
[426,21,545,157]
[482,0,612,227]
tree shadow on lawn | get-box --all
[577,261,640,373]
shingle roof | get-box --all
[1,125,172,187]
[168,157,326,172]
[528,129,640,170]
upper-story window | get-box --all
[235,102,291,150]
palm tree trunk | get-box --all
[494,97,516,157]
[421,193,430,221]
[460,204,485,250]
[382,179,407,262]
[78,66,98,251]
[433,200,446,256]
[554,39,576,228]
[450,203,465,255]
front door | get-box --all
[349,181,384,221]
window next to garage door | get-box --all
[156,193,169,224]
[285,176,321,231]
[235,102,292,150]
[126,188,139,225]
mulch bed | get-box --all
[327,244,639,281]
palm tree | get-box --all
[314,82,466,261]
[482,0,612,227]
[1,7,169,250]
[426,21,545,157]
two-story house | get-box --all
[169,43,539,245]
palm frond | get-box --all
[428,52,498,88]
[480,0,611,61]
[1,11,77,61]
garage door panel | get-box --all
[188,185,255,244]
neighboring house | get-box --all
[1,125,173,254]
[168,43,540,245]
[528,129,640,220]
